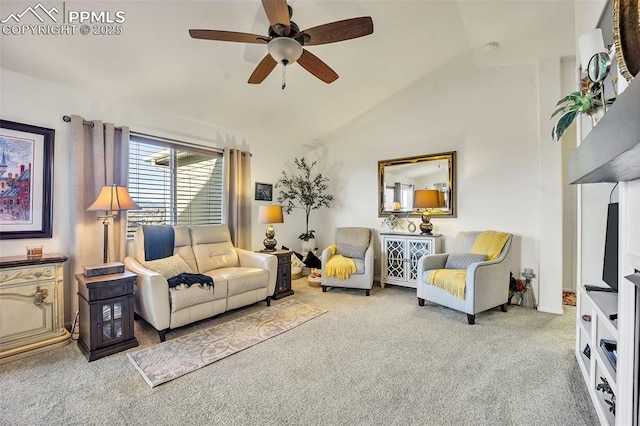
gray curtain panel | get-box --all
[68,115,130,286]
[224,148,251,249]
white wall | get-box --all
[561,57,578,294]
[1,46,569,319]
[265,52,565,314]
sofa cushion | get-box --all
[173,226,198,272]
[353,258,365,274]
[133,225,198,272]
[445,253,487,270]
[143,254,192,279]
[191,224,240,272]
[209,267,268,297]
[170,283,224,313]
[336,228,370,259]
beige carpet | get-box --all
[128,299,326,387]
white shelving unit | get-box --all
[569,37,639,422]
[576,288,619,425]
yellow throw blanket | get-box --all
[428,269,467,299]
[326,252,357,280]
[471,231,510,261]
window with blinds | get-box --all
[127,135,224,237]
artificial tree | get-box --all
[275,157,333,243]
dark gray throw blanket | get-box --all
[167,273,214,290]
[143,225,175,261]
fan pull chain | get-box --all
[281,63,287,90]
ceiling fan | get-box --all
[189,0,374,89]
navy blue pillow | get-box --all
[142,225,175,261]
[304,251,321,269]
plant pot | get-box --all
[301,238,316,255]
[587,107,604,126]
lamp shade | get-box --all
[392,201,402,211]
[87,185,141,212]
[413,189,441,209]
[258,205,284,224]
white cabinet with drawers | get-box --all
[0,254,70,363]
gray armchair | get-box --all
[417,231,513,324]
[321,227,374,296]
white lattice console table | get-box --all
[380,233,442,288]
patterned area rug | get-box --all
[562,292,576,306]
[128,300,326,387]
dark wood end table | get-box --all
[76,270,138,361]
[259,249,294,300]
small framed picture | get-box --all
[255,182,273,201]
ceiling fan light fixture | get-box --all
[268,37,303,65]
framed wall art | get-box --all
[0,120,54,239]
[255,182,273,201]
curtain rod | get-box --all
[63,115,249,156]
[130,130,226,154]
[62,115,123,130]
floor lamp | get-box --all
[87,184,140,264]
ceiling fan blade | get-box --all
[297,49,338,84]
[261,0,290,35]
[301,17,373,46]
[248,54,278,84]
[189,29,269,44]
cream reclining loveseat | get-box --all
[124,224,277,341]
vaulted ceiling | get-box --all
[0,1,576,145]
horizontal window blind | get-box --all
[127,135,223,237]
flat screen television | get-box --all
[602,202,619,292]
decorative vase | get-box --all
[301,238,316,255]
[587,107,604,126]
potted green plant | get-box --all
[298,230,316,242]
[551,83,614,141]
[276,157,333,253]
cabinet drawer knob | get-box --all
[34,272,42,277]
[33,286,49,306]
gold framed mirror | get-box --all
[378,151,456,218]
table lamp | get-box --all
[258,205,284,252]
[413,189,441,234]
[87,184,140,263]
